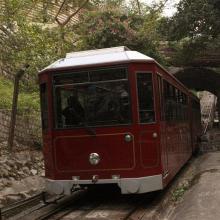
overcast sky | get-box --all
[141,0,180,17]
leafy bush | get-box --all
[73,9,165,63]
[0,77,13,109]
[172,184,189,202]
[0,77,40,111]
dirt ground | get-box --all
[0,141,45,207]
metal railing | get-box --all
[202,95,217,134]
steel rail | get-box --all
[0,192,45,220]
[0,192,66,220]
[19,189,86,220]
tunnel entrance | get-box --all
[171,67,220,129]
[172,67,220,96]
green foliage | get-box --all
[0,0,76,89]
[0,77,40,111]
[73,7,165,63]
[0,0,167,84]
[162,0,220,41]
[172,184,188,202]
[0,0,167,92]
[0,77,13,109]
[167,38,206,65]
[160,0,220,66]
[18,91,40,112]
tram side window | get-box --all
[178,91,184,120]
[183,94,188,120]
[40,83,48,130]
[164,81,173,121]
[157,75,164,121]
[137,73,155,123]
[164,80,188,122]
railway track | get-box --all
[1,147,212,220]
[24,189,87,220]
[0,157,200,220]
[0,192,66,220]
[0,192,45,220]
[44,191,156,220]
[0,144,216,219]
[0,186,158,220]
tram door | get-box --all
[157,75,169,176]
[136,72,160,169]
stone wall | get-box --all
[0,109,42,147]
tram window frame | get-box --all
[136,72,156,124]
[163,80,189,122]
[40,83,48,130]
[179,91,184,120]
[164,80,173,121]
[157,74,164,121]
[53,66,133,129]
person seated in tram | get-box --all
[116,84,130,122]
[95,92,120,122]
[139,81,155,122]
[62,94,84,126]
[95,84,130,123]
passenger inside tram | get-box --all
[62,94,85,126]
[137,74,155,123]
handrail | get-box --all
[203,96,217,134]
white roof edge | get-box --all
[41,47,156,72]
[66,46,130,58]
[40,47,197,100]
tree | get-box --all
[168,0,220,40]
[0,0,77,88]
[159,0,220,65]
[72,4,165,63]
[0,0,166,85]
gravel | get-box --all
[0,141,45,206]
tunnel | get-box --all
[170,67,220,122]
[172,67,220,96]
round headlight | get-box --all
[89,153,100,165]
[125,134,132,142]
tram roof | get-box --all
[41,46,155,71]
[39,46,200,101]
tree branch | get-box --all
[54,0,67,21]
[55,0,89,26]
[153,0,169,13]
[136,0,141,15]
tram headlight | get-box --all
[89,153,100,165]
[125,134,132,142]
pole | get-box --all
[7,65,29,152]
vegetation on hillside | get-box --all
[0,0,219,111]
[73,6,165,63]
[0,77,40,111]
[0,0,166,82]
[0,0,167,111]
[159,0,220,65]
[0,0,76,85]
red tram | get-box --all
[39,46,201,195]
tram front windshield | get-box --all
[54,68,131,128]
